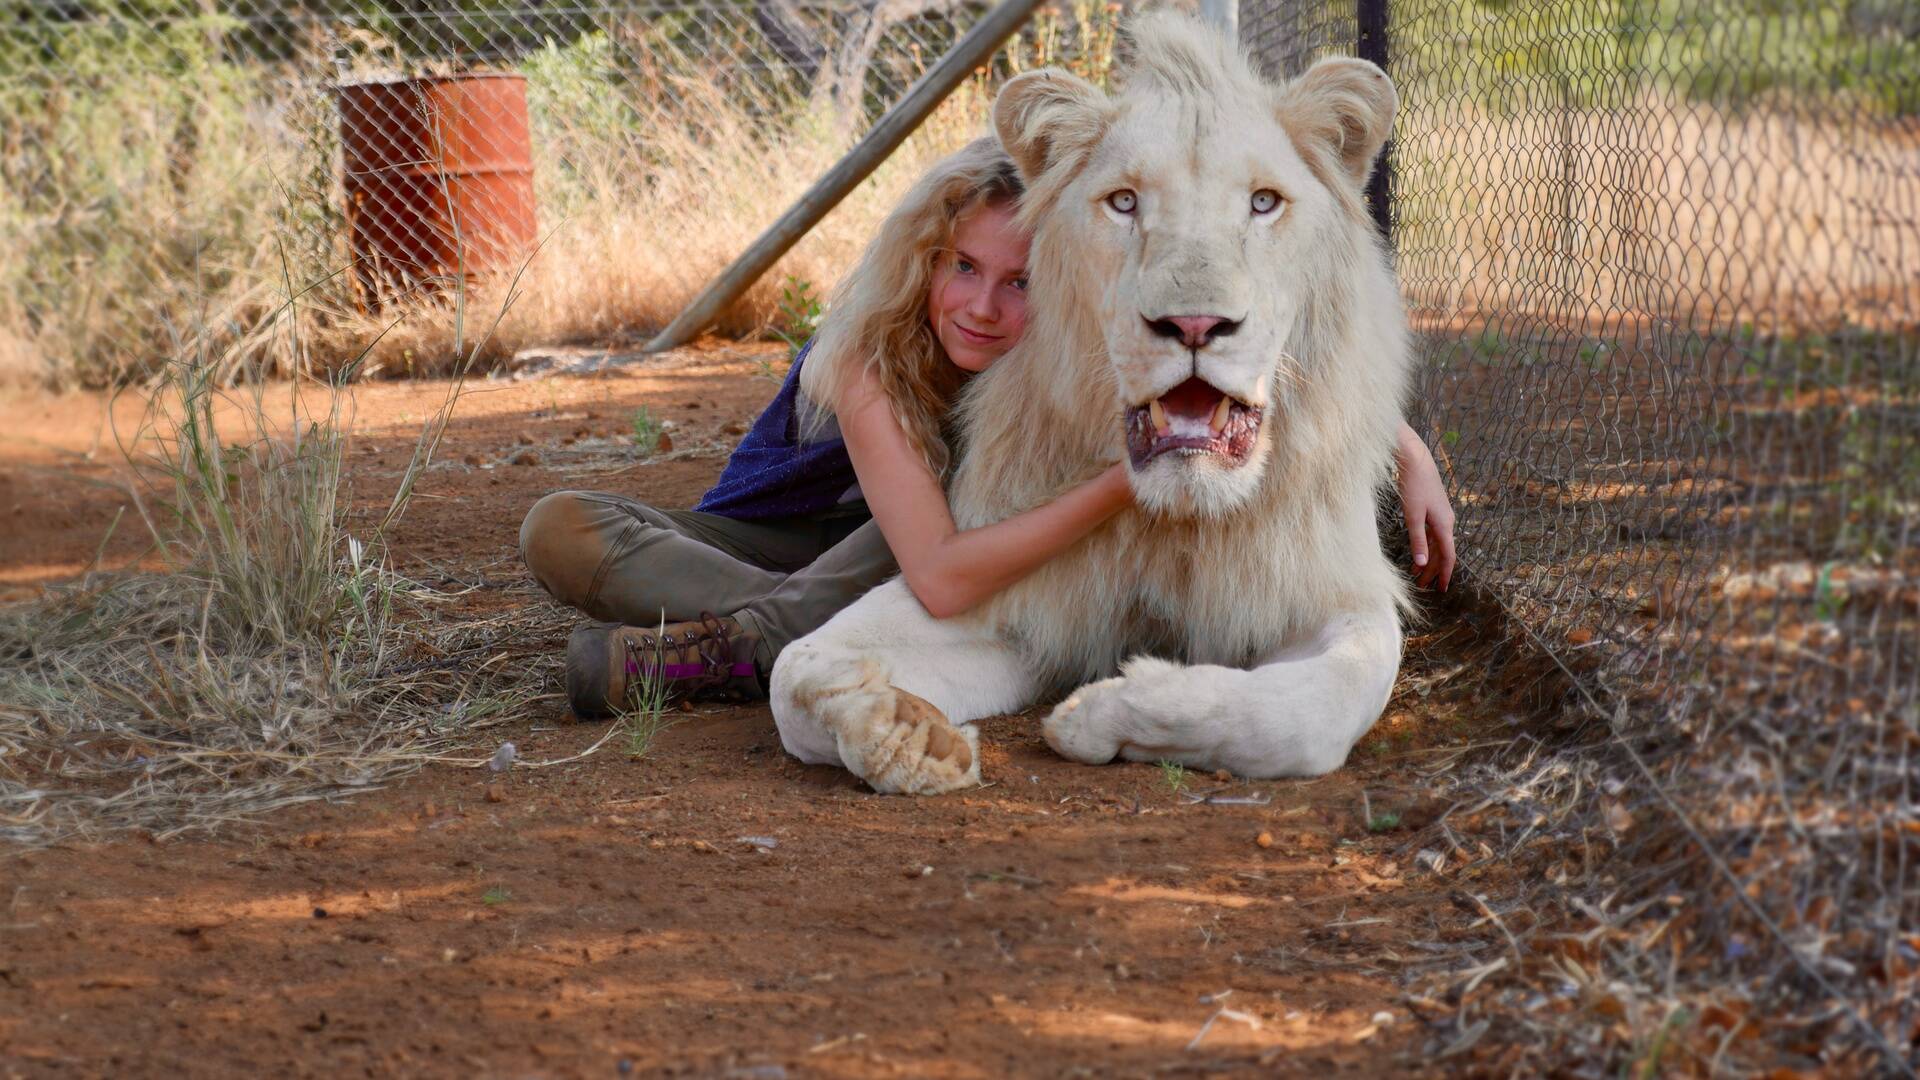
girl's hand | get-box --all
[1395,423,1456,591]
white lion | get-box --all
[769,13,1413,794]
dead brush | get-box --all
[322,49,995,378]
[2,9,1126,386]
[0,258,560,846]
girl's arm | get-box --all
[1394,420,1456,591]
[836,366,1132,619]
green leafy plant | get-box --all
[1367,812,1403,833]
[1471,325,1509,363]
[629,406,663,454]
[1812,562,1846,622]
[1157,759,1189,794]
[481,886,512,906]
[521,32,640,218]
[619,622,676,758]
[771,275,824,359]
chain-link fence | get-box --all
[1249,0,1919,1069]
[5,0,1917,1068]
[2,0,1122,386]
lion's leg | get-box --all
[1043,604,1401,778]
[770,579,1038,795]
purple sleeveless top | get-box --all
[695,343,862,520]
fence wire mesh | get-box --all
[5,0,1918,1068]
[1248,0,1919,1069]
[2,0,1118,385]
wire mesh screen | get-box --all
[1239,0,1351,78]
[1245,0,1919,1066]
[5,0,1917,1065]
[2,0,1127,385]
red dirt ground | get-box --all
[0,342,1508,1078]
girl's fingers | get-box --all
[1407,517,1445,589]
[1434,523,1456,590]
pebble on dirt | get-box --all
[509,449,540,467]
[1256,831,1275,848]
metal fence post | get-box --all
[1356,0,1391,246]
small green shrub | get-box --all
[1472,326,1509,362]
[620,619,675,757]
[630,406,663,453]
[1157,759,1189,794]
[772,275,824,356]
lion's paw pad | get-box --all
[835,685,979,796]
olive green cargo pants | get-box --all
[518,490,898,674]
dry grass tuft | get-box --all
[0,574,566,844]
[0,269,562,845]
[0,4,1122,388]
[323,79,998,379]
[312,35,1048,379]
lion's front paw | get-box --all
[829,684,980,796]
[1042,675,1133,764]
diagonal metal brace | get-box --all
[642,0,1045,355]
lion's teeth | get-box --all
[1149,399,1170,435]
[1209,397,1232,434]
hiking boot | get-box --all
[565,614,760,718]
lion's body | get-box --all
[948,250,1410,689]
[770,14,1415,792]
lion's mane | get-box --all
[948,13,1414,687]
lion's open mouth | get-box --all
[1124,376,1263,469]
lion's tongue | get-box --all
[1157,377,1226,438]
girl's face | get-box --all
[928,200,1031,373]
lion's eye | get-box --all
[1106,190,1138,215]
[1251,189,1283,215]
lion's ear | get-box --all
[1277,57,1397,187]
[994,69,1110,182]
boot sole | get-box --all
[565,624,618,720]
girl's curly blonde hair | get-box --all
[799,137,1024,477]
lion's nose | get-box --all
[1145,314,1240,349]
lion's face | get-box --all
[1065,96,1330,515]
[996,25,1396,518]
